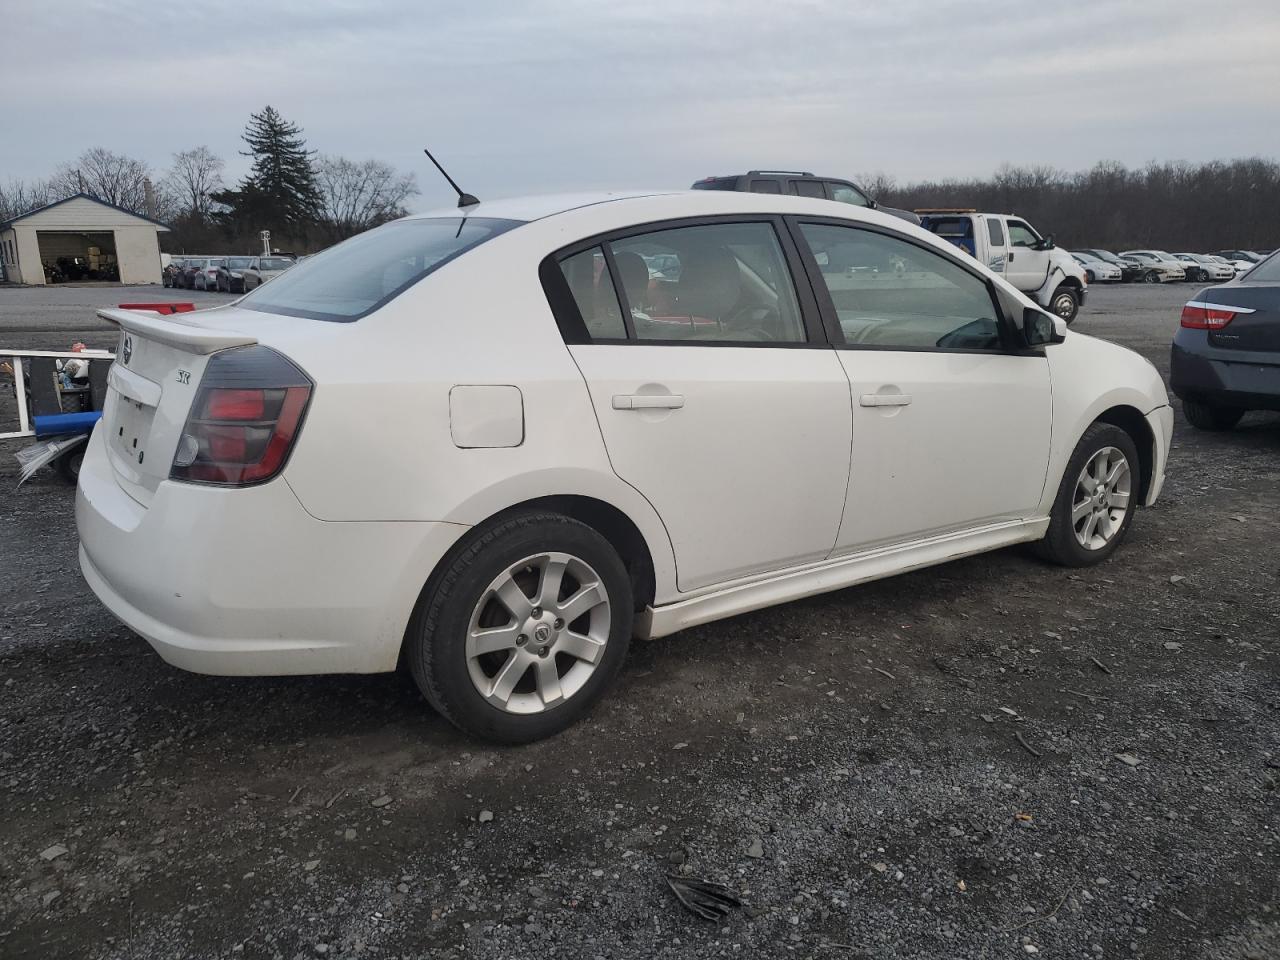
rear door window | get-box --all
[238,217,520,322]
[748,180,782,194]
[792,180,826,198]
[986,218,1005,247]
[557,247,627,340]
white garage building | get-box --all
[0,193,169,286]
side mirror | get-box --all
[1023,307,1066,346]
[867,198,879,209]
[1034,235,1056,251]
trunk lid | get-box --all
[1196,284,1280,354]
[96,307,258,506]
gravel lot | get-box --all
[1,283,1277,960]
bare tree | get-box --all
[51,147,153,213]
[315,155,418,242]
[0,177,59,221]
[162,146,226,220]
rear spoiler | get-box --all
[97,308,257,355]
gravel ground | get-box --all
[1,282,1277,960]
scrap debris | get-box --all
[665,874,742,921]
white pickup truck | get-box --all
[918,210,1088,323]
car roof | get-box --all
[403,189,911,228]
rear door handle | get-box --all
[859,393,912,407]
[612,394,685,410]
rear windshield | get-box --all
[691,178,739,191]
[1244,251,1279,282]
[238,217,521,322]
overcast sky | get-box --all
[4,0,1279,210]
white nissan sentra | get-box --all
[77,191,1173,742]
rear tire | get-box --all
[406,511,633,743]
[1183,398,1244,431]
[1034,423,1140,567]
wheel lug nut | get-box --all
[517,635,527,646]
[554,618,564,630]
[532,607,542,617]
[538,647,549,658]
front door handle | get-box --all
[612,394,685,410]
[859,393,912,407]
[1008,251,1015,262]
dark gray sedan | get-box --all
[1171,251,1280,430]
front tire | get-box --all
[1034,423,1140,567]
[1183,398,1244,431]
[406,512,633,743]
[1050,286,1080,324]
[1142,270,1161,284]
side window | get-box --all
[827,183,870,206]
[748,179,782,194]
[1007,220,1039,248]
[610,222,806,343]
[798,223,1002,351]
[792,180,826,199]
[986,218,1005,247]
[557,246,627,339]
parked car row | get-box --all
[1071,248,1269,284]
[163,255,296,292]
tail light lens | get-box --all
[170,345,312,486]
[1180,301,1245,330]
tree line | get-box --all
[5,124,1277,255]
[863,158,1280,252]
[0,106,418,255]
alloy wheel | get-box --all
[465,552,611,715]
[1071,446,1132,551]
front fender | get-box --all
[1040,333,1170,514]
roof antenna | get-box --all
[423,147,479,208]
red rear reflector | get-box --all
[1180,302,1238,329]
[204,388,265,421]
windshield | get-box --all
[227,257,253,268]
[238,217,522,322]
[259,258,294,270]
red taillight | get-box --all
[171,347,312,487]
[1180,302,1240,329]
[204,388,265,420]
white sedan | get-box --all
[77,191,1173,743]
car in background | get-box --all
[76,190,1171,743]
[1171,250,1280,430]
[1173,254,1234,283]
[1072,251,1122,282]
[176,258,211,289]
[1216,250,1264,265]
[191,258,227,291]
[1074,249,1145,283]
[1119,251,1186,283]
[216,256,256,294]
[691,170,920,224]
[1207,254,1254,276]
[242,256,296,290]
[162,258,188,288]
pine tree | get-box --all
[234,106,322,231]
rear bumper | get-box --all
[76,426,469,676]
[1170,337,1280,410]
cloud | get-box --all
[3,0,1278,210]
